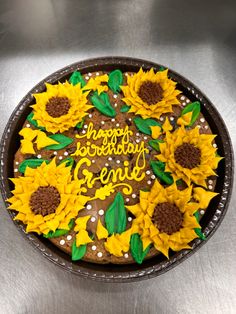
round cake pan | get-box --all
[0,57,234,282]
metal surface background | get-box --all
[0,0,235,313]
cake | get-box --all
[7,66,222,264]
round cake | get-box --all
[7,66,222,265]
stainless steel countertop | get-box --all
[0,1,235,313]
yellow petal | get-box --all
[96,219,109,240]
[193,187,218,209]
[177,112,192,126]
[20,139,35,154]
[162,117,173,133]
[76,229,93,246]
[74,215,91,232]
[36,131,59,150]
[19,128,38,141]
[150,125,162,139]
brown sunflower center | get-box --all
[29,186,61,216]
[138,81,163,105]
[46,97,70,118]
[152,202,183,235]
[174,143,201,169]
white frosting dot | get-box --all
[132,194,136,199]
[144,136,148,140]
[66,235,72,241]
[91,217,96,222]
[96,72,100,76]
[97,252,103,258]
[15,161,19,165]
[105,163,109,167]
[126,198,130,202]
[147,180,152,185]
[208,179,213,184]
[170,117,174,121]
[98,209,104,216]
[113,95,118,99]
[64,151,69,156]
[82,130,86,134]
[26,124,31,128]
[86,204,92,210]
[116,160,120,164]
[53,151,57,155]
[101,121,105,125]
[200,118,205,123]
[114,103,118,107]
[186,99,190,103]
[85,76,89,80]
[180,96,185,100]
[213,143,217,148]
[88,73,92,77]
[200,210,205,215]
[136,133,140,136]
[59,156,63,160]
[111,118,115,122]
[197,125,201,128]
[128,217,132,222]
[92,245,97,251]
[160,116,164,121]
[116,123,120,127]
[182,102,186,106]
[128,118,132,121]
[60,239,65,246]
[108,157,112,161]
[37,154,42,159]
[205,125,209,129]
[146,170,151,175]
[14,169,18,173]
[151,175,156,180]
[124,253,129,259]
[208,185,213,190]
[136,139,140,143]
[84,124,88,129]
[92,160,95,163]
[89,114,93,118]
[125,73,128,76]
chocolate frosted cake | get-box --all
[7,67,222,264]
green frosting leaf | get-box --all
[45,134,73,150]
[150,160,174,185]
[159,66,165,72]
[59,157,75,167]
[120,105,131,113]
[108,69,123,93]
[90,91,116,117]
[133,117,162,135]
[69,71,86,87]
[26,112,45,130]
[75,118,85,129]
[148,139,164,152]
[44,219,75,238]
[71,240,87,261]
[194,212,206,240]
[105,192,127,235]
[19,159,50,174]
[181,101,201,126]
[130,233,150,264]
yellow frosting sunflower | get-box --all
[121,68,181,119]
[32,82,92,133]
[156,126,222,187]
[7,159,89,235]
[127,180,216,258]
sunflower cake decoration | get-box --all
[7,66,223,264]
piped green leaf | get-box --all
[194,212,206,240]
[159,66,165,72]
[19,159,50,174]
[130,233,151,264]
[59,157,75,167]
[133,117,162,135]
[26,112,45,131]
[72,240,87,261]
[120,105,131,113]
[45,134,73,150]
[44,219,75,238]
[181,101,201,126]
[148,139,164,152]
[90,91,116,117]
[150,160,174,185]
[75,118,85,129]
[108,69,123,93]
[105,192,127,235]
[69,71,86,88]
